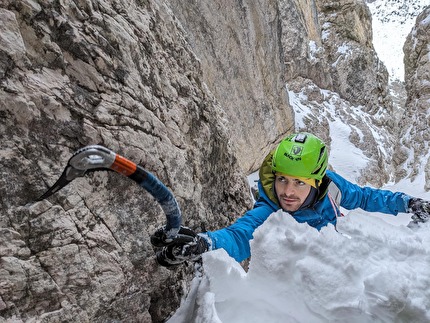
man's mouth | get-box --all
[281,197,298,204]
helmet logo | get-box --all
[283,145,303,162]
[291,145,303,156]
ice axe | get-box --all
[38,145,194,243]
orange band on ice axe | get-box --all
[111,154,137,176]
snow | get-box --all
[308,40,319,61]
[168,165,430,323]
[167,2,430,322]
[367,0,429,82]
[328,117,370,183]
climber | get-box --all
[153,132,430,266]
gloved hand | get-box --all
[408,197,430,223]
[156,234,209,267]
[150,226,197,247]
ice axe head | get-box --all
[37,145,117,201]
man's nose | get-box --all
[281,182,295,195]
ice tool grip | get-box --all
[38,145,182,239]
[137,169,182,236]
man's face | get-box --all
[274,174,312,212]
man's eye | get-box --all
[295,180,305,186]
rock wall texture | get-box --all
[0,0,255,321]
[167,0,293,171]
[400,6,430,189]
[280,0,396,187]
[1,0,428,322]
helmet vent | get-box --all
[311,147,326,175]
[317,147,326,163]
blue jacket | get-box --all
[206,169,411,262]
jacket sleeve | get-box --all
[206,203,275,262]
[327,170,411,214]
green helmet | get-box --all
[271,132,328,181]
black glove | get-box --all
[156,234,209,267]
[408,198,430,223]
[150,226,196,247]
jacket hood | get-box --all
[259,150,278,206]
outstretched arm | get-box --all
[325,170,430,224]
[205,204,275,262]
[326,170,410,215]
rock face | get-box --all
[1,0,428,322]
[167,0,293,171]
[279,0,396,187]
[317,0,390,107]
[0,1,254,321]
[401,6,430,189]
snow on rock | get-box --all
[288,82,390,186]
[367,0,428,82]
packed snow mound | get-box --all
[169,210,430,322]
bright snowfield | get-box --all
[167,3,430,323]
[367,0,429,82]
